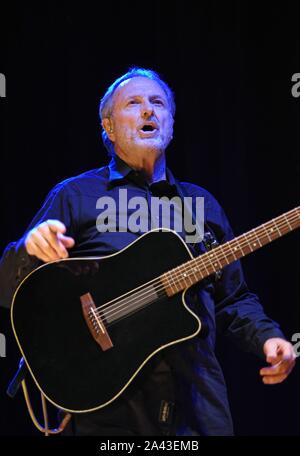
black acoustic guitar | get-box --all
[11,207,299,413]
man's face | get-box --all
[106,77,174,160]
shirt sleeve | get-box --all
[205,192,285,358]
[0,181,78,309]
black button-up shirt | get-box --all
[0,155,284,435]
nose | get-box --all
[141,101,153,118]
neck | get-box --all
[141,153,166,184]
[116,150,166,184]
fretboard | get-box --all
[162,206,300,296]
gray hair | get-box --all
[99,67,176,155]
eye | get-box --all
[127,99,139,106]
[153,99,164,106]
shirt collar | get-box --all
[108,154,133,182]
[107,154,179,197]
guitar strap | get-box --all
[176,181,223,282]
[7,357,71,435]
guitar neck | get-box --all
[162,206,300,296]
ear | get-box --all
[102,118,115,142]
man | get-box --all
[0,67,295,436]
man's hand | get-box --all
[260,337,296,384]
[25,219,75,263]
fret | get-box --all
[207,250,222,271]
[295,208,300,227]
[195,263,201,279]
[252,228,262,247]
[284,214,293,231]
[182,268,194,286]
[178,265,188,288]
[228,242,238,260]
[190,263,202,281]
[243,233,253,252]
[271,218,282,237]
[172,266,181,292]
[212,249,223,269]
[222,247,230,264]
[230,239,241,258]
[175,265,190,289]
[161,270,177,297]
[197,254,210,276]
[261,223,273,242]
[168,270,177,294]
[169,267,177,291]
[187,266,196,283]
[267,222,278,238]
[165,271,176,295]
[237,238,245,256]
[200,252,216,276]
[161,206,299,297]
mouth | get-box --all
[138,122,159,137]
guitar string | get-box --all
[92,212,300,321]
[105,299,177,328]
[98,219,299,327]
[105,293,169,328]
[93,212,300,323]
[89,211,300,324]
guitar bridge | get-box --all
[80,292,113,351]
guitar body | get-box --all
[11,230,201,413]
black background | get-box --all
[0,1,299,436]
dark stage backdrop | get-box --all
[0,1,299,436]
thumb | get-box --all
[266,353,281,365]
[59,234,75,248]
[47,219,67,234]
[264,339,281,364]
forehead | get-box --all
[114,77,167,102]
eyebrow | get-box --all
[125,94,166,101]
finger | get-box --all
[266,354,282,365]
[57,233,75,248]
[30,231,61,261]
[270,344,296,368]
[45,220,67,234]
[45,223,75,255]
[38,224,69,258]
[29,239,55,263]
[265,342,294,365]
[264,344,281,364]
[262,373,288,385]
[26,230,59,261]
[260,358,296,376]
[265,347,282,364]
[48,229,69,257]
[278,343,296,361]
